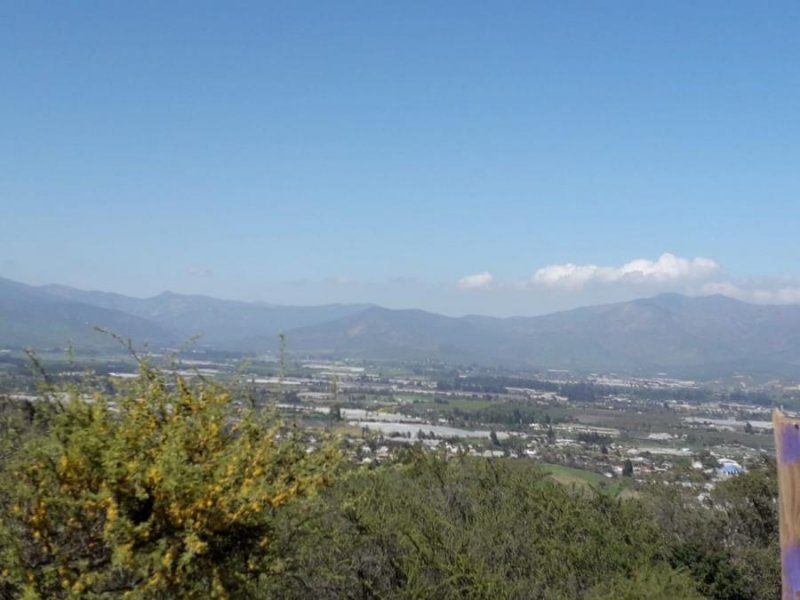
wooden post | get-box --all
[774,409,800,599]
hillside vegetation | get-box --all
[0,363,780,599]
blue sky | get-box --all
[2,1,799,315]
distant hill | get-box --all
[498,294,800,376]
[285,293,800,377]
[5,277,800,377]
[0,277,172,350]
[36,283,371,347]
[281,306,508,363]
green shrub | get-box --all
[0,361,339,598]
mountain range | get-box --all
[3,276,800,378]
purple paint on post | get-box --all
[785,543,800,594]
[780,423,800,464]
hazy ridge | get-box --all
[4,276,800,377]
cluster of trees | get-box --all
[403,398,568,432]
[561,383,597,404]
[450,402,547,429]
[726,390,774,407]
[0,362,781,599]
[247,450,779,599]
[432,372,800,415]
[435,376,560,395]
[642,457,779,599]
[576,432,612,447]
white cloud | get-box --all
[455,255,800,309]
[531,253,720,290]
[699,280,800,304]
[458,271,494,290]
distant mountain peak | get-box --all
[2,276,800,378]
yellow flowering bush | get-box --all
[0,360,339,598]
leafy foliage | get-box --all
[262,451,673,599]
[0,361,339,598]
[643,459,780,600]
[584,563,703,600]
[0,362,782,599]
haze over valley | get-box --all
[4,275,800,378]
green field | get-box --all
[541,463,635,498]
